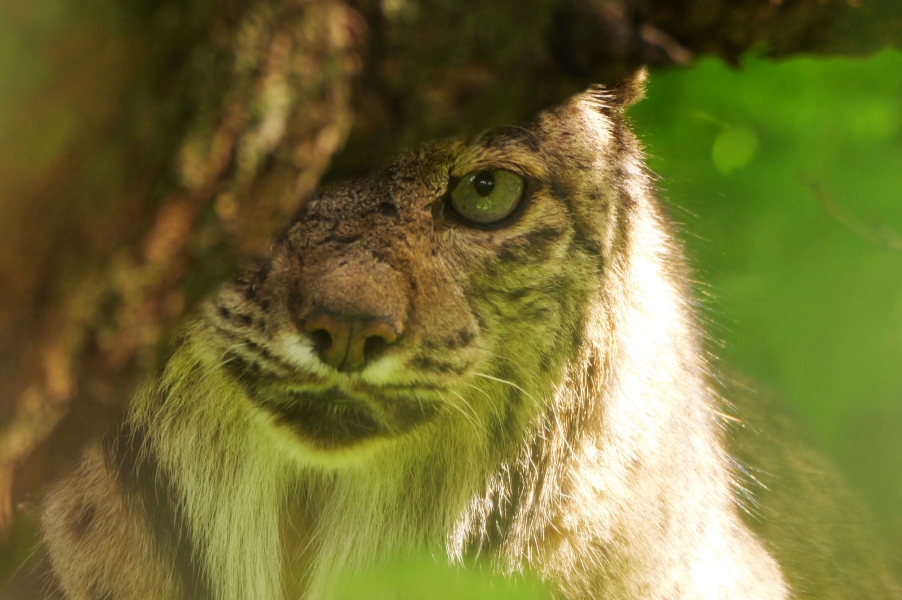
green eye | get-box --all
[449,169,525,225]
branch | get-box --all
[802,175,902,252]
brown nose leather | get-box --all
[294,258,409,371]
[302,314,398,370]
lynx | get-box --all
[30,72,901,599]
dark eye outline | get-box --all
[442,168,532,230]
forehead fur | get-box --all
[306,86,630,215]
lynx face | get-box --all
[201,93,637,459]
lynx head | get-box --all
[194,73,650,465]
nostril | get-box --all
[301,314,351,369]
[308,328,333,355]
[362,335,389,362]
[340,321,398,370]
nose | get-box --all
[302,314,398,371]
[293,258,410,371]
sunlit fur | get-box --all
[39,75,901,600]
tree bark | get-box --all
[0,0,900,542]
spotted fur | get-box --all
[38,73,900,600]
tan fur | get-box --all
[35,74,900,600]
[41,448,179,599]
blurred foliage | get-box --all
[336,556,550,599]
[631,48,902,569]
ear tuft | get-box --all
[611,67,648,108]
[582,67,648,112]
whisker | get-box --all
[463,382,493,403]
[214,337,257,362]
[472,371,587,470]
[214,345,265,377]
[215,341,254,368]
[471,372,543,407]
[468,343,505,361]
[447,388,482,428]
[547,398,588,469]
[463,382,503,420]
[438,392,481,435]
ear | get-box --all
[610,67,648,108]
[582,67,648,111]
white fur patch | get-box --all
[276,332,333,377]
[359,354,409,385]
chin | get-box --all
[245,385,438,469]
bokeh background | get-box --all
[632,49,902,571]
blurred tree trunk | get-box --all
[0,0,900,548]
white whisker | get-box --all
[471,372,543,407]
[463,382,504,420]
[472,371,585,469]
[438,391,481,435]
[448,388,482,428]
[470,343,505,360]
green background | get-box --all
[632,48,902,573]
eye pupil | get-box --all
[473,171,495,197]
[448,168,525,226]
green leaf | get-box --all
[712,125,758,175]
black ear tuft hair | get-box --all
[610,67,648,108]
[582,67,648,112]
